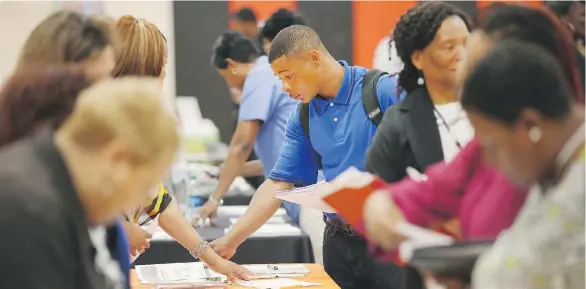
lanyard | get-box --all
[433,107,463,150]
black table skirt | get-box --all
[213,195,252,206]
[134,215,314,266]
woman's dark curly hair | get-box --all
[0,66,91,147]
[392,2,471,94]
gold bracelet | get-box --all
[189,239,210,259]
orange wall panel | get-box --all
[352,1,417,68]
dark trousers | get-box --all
[322,221,400,289]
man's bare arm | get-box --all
[225,179,293,245]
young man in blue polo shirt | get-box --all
[212,25,401,289]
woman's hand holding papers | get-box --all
[363,190,407,251]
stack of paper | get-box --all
[155,285,227,289]
[135,262,226,286]
[275,182,336,213]
[244,264,310,278]
[224,224,302,237]
[238,278,322,288]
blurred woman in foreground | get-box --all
[0,75,179,289]
[10,10,134,286]
[464,40,584,289]
[357,4,583,288]
[113,15,252,280]
[363,3,583,251]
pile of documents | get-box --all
[238,278,321,288]
[135,262,226,286]
[135,262,322,288]
[244,264,309,278]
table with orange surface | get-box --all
[131,264,340,289]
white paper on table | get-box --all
[131,216,161,263]
[244,264,309,277]
[395,221,454,262]
[237,278,322,288]
[218,206,287,217]
[135,262,226,285]
[275,181,337,213]
[155,285,227,289]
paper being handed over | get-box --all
[275,181,337,213]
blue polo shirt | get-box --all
[268,60,400,219]
[238,56,301,221]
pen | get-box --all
[266,264,279,271]
[203,263,212,279]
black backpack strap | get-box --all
[299,103,311,142]
[361,69,387,126]
[298,103,323,169]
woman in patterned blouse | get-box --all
[462,40,584,289]
[113,16,252,281]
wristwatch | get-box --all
[208,195,224,206]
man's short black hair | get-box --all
[230,7,257,23]
[260,9,307,42]
[268,25,323,63]
[211,31,260,69]
[461,40,572,124]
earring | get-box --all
[231,69,238,75]
[417,77,425,86]
[529,126,542,143]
